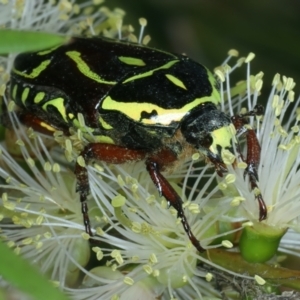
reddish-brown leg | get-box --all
[75,143,147,237]
[146,149,204,251]
[206,151,227,177]
[76,144,204,251]
[146,158,205,252]
[231,105,267,221]
[1,110,70,135]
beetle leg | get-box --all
[77,143,204,251]
[75,143,147,238]
[231,105,267,221]
[206,151,227,177]
[146,152,205,252]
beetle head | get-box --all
[181,103,235,169]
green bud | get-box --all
[239,222,286,263]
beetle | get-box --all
[2,36,266,252]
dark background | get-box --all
[104,0,300,97]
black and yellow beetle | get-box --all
[2,36,266,251]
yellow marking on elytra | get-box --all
[99,117,113,130]
[102,95,220,125]
[42,98,67,122]
[34,92,45,103]
[165,74,187,90]
[206,67,221,105]
[40,122,56,132]
[66,51,116,85]
[122,60,179,83]
[13,60,51,79]
[21,87,30,105]
[118,56,146,66]
[12,85,17,100]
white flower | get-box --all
[221,54,300,229]
[0,0,120,35]
[0,1,239,299]
[215,51,300,263]
[3,1,300,299]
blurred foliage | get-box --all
[106,0,300,98]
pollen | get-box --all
[81,232,90,240]
[255,71,264,80]
[59,0,72,13]
[77,155,86,167]
[112,194,126,207]
[8,100,15,112]
[205,273,213,282]
[254,275,266,285]
[218,182,227,190]
[2,193,8,202]
[230,197,241,207]
[222,149,235,165]
[3,201,16,211]
[123,276,134,286]
[149,253,158,264]
[96,227,104,235]
[230,197,243,207]
[131,183,139,193]
[142,35,151,45]
[242,221,254,227]
[131,222,142,233]
[22,237,33,245]
[225,173,236,184]
[36,215,44,225]
[7,241,15,248]
[188,203,200,214]
[146,195,156,204]
[255,78,263,92]
[245,52,255,63]
[237,57,246,66]
[52,163,61,172]
[222,240,233,248]
[214,69,225,82]
[14,247,21,255]
[143,264,153,274]
[44,232,52,239]
[16,139,25,146]
[192,153,200,160]
[228,49,239,57]
[237,162,247,169]
[283,76,295,91]
[272,73,281,86]
[111,250,123,265]
[44,162,52,171]
[65,139,72,152]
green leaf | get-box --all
[0,241,70,300]
[207,248,300,290]
[0,30,70,54]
